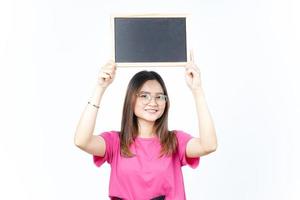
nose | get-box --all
[148,96,158,105]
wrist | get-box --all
[88,101,100,109]
[95,83,107,93]
[191,87,204,94]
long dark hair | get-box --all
[120,71,177,158]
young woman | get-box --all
[74,52,217,200]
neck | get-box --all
[137,119,156,138]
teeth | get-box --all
[146,109,157,113]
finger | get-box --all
[185,61,194,70]
[100,75,111,81]
[191,65,200,74]
[185,68,194,77]
[99,71,112,79]
[103,63,113,70]
[103,60,116,69]
[186,68,195,74]
[107,60,116,67]
[185,64,199,73]
[189,50,194,63]
[186,68,199,77]
[186,63,200,75]
[108,60,116,69]
[102,69,114,75]
[100,70,112,78]
[103,72,112,79]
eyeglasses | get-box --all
[136,92,168,105]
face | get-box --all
[134,80,167,124]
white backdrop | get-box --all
[1,0,299,199]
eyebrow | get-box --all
[139,91,164,95]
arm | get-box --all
[186,89,217,157]
[184,51,218,157]
[74,60,116,156]
[74,85,107,156]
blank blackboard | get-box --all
[113,16,187,66]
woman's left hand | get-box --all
[185,50,202,91]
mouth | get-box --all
[145,109,158,113]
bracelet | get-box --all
[88,101,100,109]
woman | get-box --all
[74,52,217,200]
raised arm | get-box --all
[184,51,218,157]
[74,60,116,156]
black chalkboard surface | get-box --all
[112,15,188,66]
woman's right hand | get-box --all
[97,60,116,88]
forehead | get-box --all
[139,80,164,93]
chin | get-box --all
[143,117,159,123]
[139,114,162,123]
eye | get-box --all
[157,95,167,101]
[139,93,151,100]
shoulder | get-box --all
[99,130,120,142]
[100,130,120,135]
[174,130,193,140]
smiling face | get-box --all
[134,80,167,124]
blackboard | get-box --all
[113,16,188,66]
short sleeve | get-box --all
[175,130,200,169]
[93,131,119,167]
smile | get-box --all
[145,109,158,113]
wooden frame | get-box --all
[110,13,190,67]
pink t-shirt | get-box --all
[93,130,200,200]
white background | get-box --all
[1,0,299,199]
